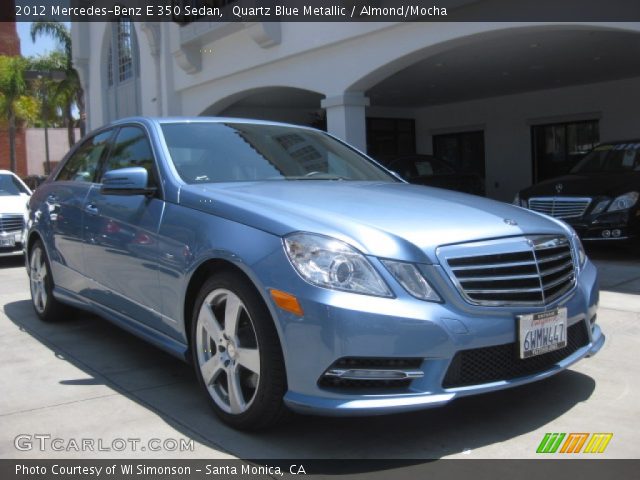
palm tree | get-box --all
[30,21,86,146]
[28,51,72,129]
[0,55,38,173]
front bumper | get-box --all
[267,256,602,416]
[557,210,638,242]
[0,230,24,256]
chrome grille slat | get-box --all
[464,287,543,294]
[528,197,591,219]
[536,251,571,263]
[439,235,577,307]
[0,214,24,233]
[458,273,540,282]
[543,271,575,290]
[545,282,574,303]
[540,260,574,277]
[450,260,537,270]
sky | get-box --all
[16,22,72,58]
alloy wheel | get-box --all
[30,247,48,314]
[195,289,261,415]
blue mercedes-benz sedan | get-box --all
[25,117,604,429]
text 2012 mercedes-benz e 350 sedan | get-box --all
[25,117,604,429]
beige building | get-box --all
[25,129,80,176]
[73,2,640,201]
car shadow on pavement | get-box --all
[0,256,24,269]
[4,299,596,464]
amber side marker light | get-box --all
[270,289,304,316]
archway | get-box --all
[200,87,324,128]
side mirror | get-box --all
[101,167,155,196]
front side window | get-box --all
[161,123,396,184]
[102,126,157,188]
[56,131,113,183]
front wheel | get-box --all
[29,240,72,322]
[191,272,289,429]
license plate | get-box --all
[518,307,567,359]
[0,237,16,247]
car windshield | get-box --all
[390,156,455,178]
[571,143,640,174]
[161,122,397,183]
[0,173,29,196]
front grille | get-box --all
[442,321,590,388]
[528,197,591,219]
[440,235,576,306]
[0,214,24,233]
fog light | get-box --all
[612,229,621,238]
[602,230,611,238]
[325,368,423,380]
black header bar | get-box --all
[6,0,640,22]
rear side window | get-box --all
[101,126,157,188]
[57,130,113,183]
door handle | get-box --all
[84,203,99,215]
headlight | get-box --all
[607,191,639,212]
[571,231,587,268]
[283,233,392,297]
[381,260,441,302]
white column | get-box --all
[321,92,370,152]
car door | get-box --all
[82,125,166,332]
[38,130,114,294]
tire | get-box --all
[190,271,289,430]
[29,240,73,322]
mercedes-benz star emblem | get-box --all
[555,183,563,193]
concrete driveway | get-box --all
[1,246,638,460]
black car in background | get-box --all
[516,140,640,245]
[388,154,485,195]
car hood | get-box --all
[520,171,640,198]
[0,194,29,216]
[179,181,568,263]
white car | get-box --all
[0,170,31,256]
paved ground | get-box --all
[0,246,638,460]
